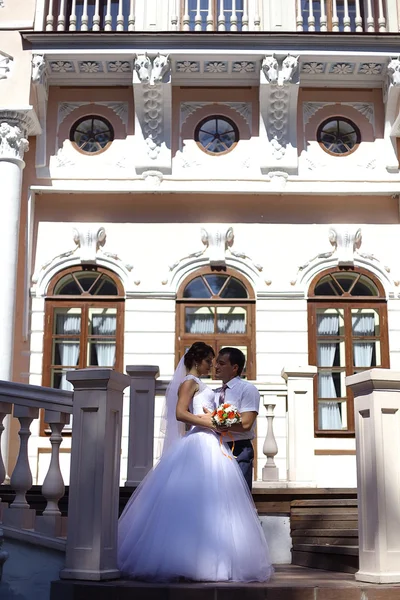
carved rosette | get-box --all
[0,118,29,161]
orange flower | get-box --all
[228,412,235,419]
[223,403,230,408]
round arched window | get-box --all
[70,115,114,154]
[308,268,388,435]
[317,117,361,156]
[195,116,239,155]
[176,269,255,379]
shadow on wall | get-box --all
[0,539,64,600]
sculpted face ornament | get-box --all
[262,53,299,86]
[134,53,170,85]
[134,53,152,84]
[281,54,299,84]
[387,56,400,86]
[261,55,279,84]
[32,54,46,84]
[152,53,170,84]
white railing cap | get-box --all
[0,379,73,413]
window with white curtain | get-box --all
[185,0,244,31]
[42,266,124,434]
[177,269,255,379]
[308,268,389,435]
[301,0,364,32]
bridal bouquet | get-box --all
[211,403,241,428]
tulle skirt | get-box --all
[118,427,274,582]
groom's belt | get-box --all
[227,439,253,448]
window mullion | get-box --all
[80,303,88,369]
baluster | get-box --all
[206,0,214,30]
[230,0,237,31]
[57,0,66,30]
[0,404,12,521]
[69,0,77,31]
[308,0,315,31]
[2,406,39,530]
[242,0,249,31]
[35,411,70,538]
[320,0,327,31]
[331,0,339,31]
[377,0,386,31]
[116,0,124,30]
[183,0,190,30]
[296,0,304,31]
[46,0,54,31]
[81,0,89,30]
[92,0,100,30]
[366,0,374,31]
[355,0,363,31]
[343,0,351,31]
[254,0,261,30]
[171,0,178,30]
[194,0,202,30]
[104,0,112,30]
[262,401,279,482]
[218,0,225,31]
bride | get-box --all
[118,341,274,582]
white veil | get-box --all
[159,356,187,455]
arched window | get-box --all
[176,268,255,378]
[308,267,389,436]
[42,266,125,392]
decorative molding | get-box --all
[180,102,207,126]
[0,119,29,161]
[329,62,355,75]
[301,62,325,75]
[142,84,163,159]
[302,102,333,125]
[142,170,163,186]
[232,61,256,73]
[49,61,75,73]
[0,51,13,81]
[176,61,200,73]
[57,101,128,130]
[262,54,299,86]
[107,61,131,73]
[32,226,134,293]
[343,102,374,126]
[204,61,228,73]
[268,170,289,188]
[180,101,252,128]
[268,86,290,160]
[226,103,252,127]
[134,53,171,85]
[57,102,86,128]
[387,56,400,86]
[98,102,129,129]
[358,63,383,75]
[78,61,103,73]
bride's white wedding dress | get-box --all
[118,375,274,582]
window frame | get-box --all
[176,267,256,379]
[194,115,239,156]
[308,267,389,437]
[317,117,361,157]
[69,115,114,156]
[41,266,125,435]
[181,0,245,31]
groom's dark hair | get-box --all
[218,347,246,376]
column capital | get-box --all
[0,112,30,162]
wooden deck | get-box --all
[51,565,400,600]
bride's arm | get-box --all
[176,380,215,429]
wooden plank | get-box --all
[291,512,358,520]
[291,536,359,545]
[291,499,358,507]
[291,520,358,530]
[254,501,291,513]
[293,544,358,555]
[291,550,358,574]
[290,528,358,537]
[291,507,358,515]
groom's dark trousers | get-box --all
[227,440,254,491]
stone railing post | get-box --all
[281,366,317,486]
[125,366,160,486]
[60,369,129,581]
[0,402,12,520]
[347,368,400,583]
[262,398,279,482]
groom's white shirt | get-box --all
[214,376,260,441]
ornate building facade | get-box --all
[1,0,400,487]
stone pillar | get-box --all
[347,369,400,584]
[259,54,299,178]
[125,365,160,486]
[281,366,317,486]
[383,59,400,173]
[60,369,130,581]
[133,54,172,177]
[0,112,30,482]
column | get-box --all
[133,54,172,176]
[281,365,317,485]
[383,58,400,173]
[125,365,160,486]
[60,369,130,581]
[347,369,400,583]
[0,112,30,482]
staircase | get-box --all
[290,498,359,573]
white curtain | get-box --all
[217,314,246,334]
[317,313,342,430]
[56,314,80,391]
[186,314,214,334]
[353,313,375,368]
[92,315,116,367]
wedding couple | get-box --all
[118,342,274,582]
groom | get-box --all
[213,347,260,491]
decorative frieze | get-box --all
[78,61,103,73]
[329,62,355,75]
[0,51,12,81]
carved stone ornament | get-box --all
[328,227,362,266]
[0,51,13,81]
[0,119,29,160]
[387,56,400,86]
[142,170,163,186]
[164,226,263,284]
[262,53,299,87]
[32,54,47,85]
[134,53,171,85]
[32,225,134,288]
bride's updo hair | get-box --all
[184,342,215,370]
